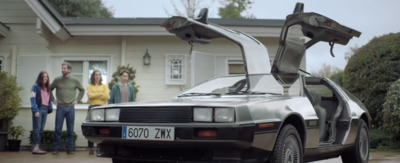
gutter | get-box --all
[25,0,72,41]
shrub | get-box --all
[329,71,343,86]
[370,129,390,149]
[0,72,23,131]
[382,79,400,139]
[8,125,25,140]
[343,32,400,127]
[29,130,77,150]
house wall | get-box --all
[0,0,36,24]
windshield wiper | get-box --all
[178,92,221,97]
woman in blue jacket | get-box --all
[30,71,53,154]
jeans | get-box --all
[87,105,100,148]
[53,105,75,150]
[32,106,48,145]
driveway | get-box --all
[1,149,400,163]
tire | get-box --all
[341,119,369,163]
[269,124,303,163]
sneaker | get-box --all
[32,148,46,154]
[66,149,74,155]
[52,150,59,155]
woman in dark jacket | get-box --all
[30,71,53,154]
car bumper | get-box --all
[81,123,272,162]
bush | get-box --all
[370,129,400,149]
[8,125,25,140]
[28,130,77,150]
[370,129,390,149]
[329,71,344,86]
[343,32,400,127]
[0,72,23,130]
[382,79,400,139]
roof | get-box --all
[61,17,284,27]
[27,0,285,40]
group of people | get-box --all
[30,62,134,155]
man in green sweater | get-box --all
[50,62,84,155]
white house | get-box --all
[0,0,305,148]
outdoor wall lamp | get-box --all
[143,49,151,65]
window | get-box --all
[165,54,186,85]
[65,59,109,103]
[0,55,7,72]
[228,59,245,75]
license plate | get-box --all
[122,126,174,141]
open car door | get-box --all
[271,3,361,74]
[161,9,271,75]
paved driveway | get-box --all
[1,149,400,163]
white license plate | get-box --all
[122,126,174,141]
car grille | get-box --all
[119,107,193,123]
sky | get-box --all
[101,0,400,73]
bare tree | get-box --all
[164,0,215,18]
[312,63,342,78]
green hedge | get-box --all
[382,79,400,139]
[343,32,400,127]
[29,130,77,151]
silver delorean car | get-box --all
[82,3,370,163]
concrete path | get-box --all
[1,149,399,163]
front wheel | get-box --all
[341,119,369,163]
[269,124,303,163]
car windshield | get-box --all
[178,74,302,97]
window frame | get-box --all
[226,58,244,75]
[165,54,187,85]
[62,57,111,103]
[0,54,10,72]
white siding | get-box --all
[17,55,47,106]
[191,51,216,87]
[0,0,37,24]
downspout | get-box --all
[121,36,126,66]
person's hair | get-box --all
[119,69,129,76]
[90,69,102,85]
[35,71,50,93]
[62,62,72,70]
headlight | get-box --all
[193,107,213,122]
[106,108,120,121]
[90,109,104,121]
[214,108,235,122]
